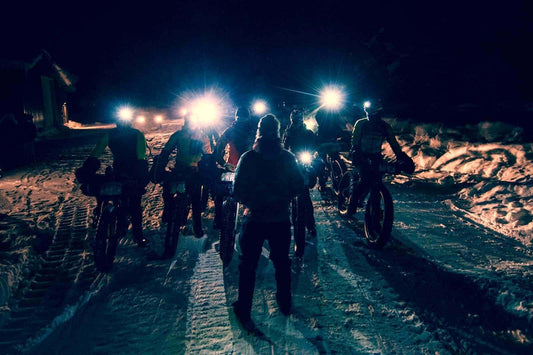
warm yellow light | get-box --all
[154,115,164,123]
[364,101,371,108]
[136,115,146,124]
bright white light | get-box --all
[180,108,188,116]
[303,118,317,132]
[190,96,220,126]
[118,107,134,121]
[154,115,164,123]
[364,101,371,108]
[320,86,344,111]
[136,115,146,124]
[298,151,313,165]
[252,100,267,115]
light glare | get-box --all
[299,151,313,165]
[118,107,134,121]
[191,97,220,126]
[320,86,344,110]
[154,115,164,123]
[136,115,146,124]
[252,100,267,115]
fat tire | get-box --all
[330,158,346,195]
[364,184,393,249]
[337,173,351,213]
[163,196,186,258]
[94,204,119,272]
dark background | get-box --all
[2,0,532,126]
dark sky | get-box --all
[2,0,532,121]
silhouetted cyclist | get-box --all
[344,101,414,217]
[76,108,150,247]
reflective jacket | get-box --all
[159,126,211,170]
[90,126,148,178]
[351,118,402,157]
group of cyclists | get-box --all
[75,99,414,329]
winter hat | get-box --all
[256,114,280,139]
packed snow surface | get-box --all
[0,118,531,354]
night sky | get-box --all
[2,0,532,124]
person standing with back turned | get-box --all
[232,114,304,330]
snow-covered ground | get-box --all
[0,118,531,354]
[387,118,533,246]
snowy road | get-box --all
[0,128,532,354]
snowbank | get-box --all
[386,119,533,246]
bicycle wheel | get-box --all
[163,196,186,259]
[330,158,346,195]
[293,195,306,258]
[94,204,120,272]
[337,173,351,214]
[219,199,237,267]
[363,184,394,249]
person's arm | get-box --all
[136,131,147,160]
[90,133,109,158]
[384,122,403,158]
[350,120,363,154]
[215,129,230,166]
[159,131,179,168]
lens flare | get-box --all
[190,96,220,126]
[320,86,344,111]
[298,151,313,165]
[118,107,134,121]
[252,100,267,115]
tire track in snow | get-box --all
[311,189,438,354]
[184,245,255,354]
[0,199,98,353]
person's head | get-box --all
[256,114,280,140]
[290,109,304,127]
[364,101,384,120]
[235,106,251,122]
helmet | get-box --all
[363,100,384,119]
[290,109,304,124]
[235,106,251,122]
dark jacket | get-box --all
[283,124,317,154]
[215,120,256,166]
[234,140,304,222]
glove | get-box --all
[75,157,100,184]
[397,152,415,174]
